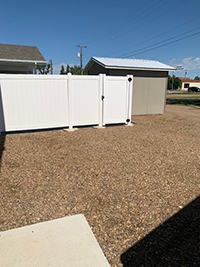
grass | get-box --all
[166,97,200,107]
[168,90,200,95]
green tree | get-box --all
[60,64,82,75]
[194,76,200,80]
[37,63,51,74]
[168,75,172,89]
[60,65,66,75]
[70,65,82,75]
[66,64,70,74]
[173,76,182,89]
[168,75,182,90]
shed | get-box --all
[0,43,46,74]
[84,57,175,115]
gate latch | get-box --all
[128,77,132,82]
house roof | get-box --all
[84,57,175,72]
[179,77,200,83]
[0,43,46,63]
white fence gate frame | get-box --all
[0,74,133,133]
[103,75,133,125]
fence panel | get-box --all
[70,75,101,126]
[0,75,69,131]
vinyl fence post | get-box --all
[102,74,106,126]
[67,73,73,129]
[98,74,103,127]
[127,75,133,125]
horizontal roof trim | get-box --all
[0,59,47,64]
[101,65,172,71]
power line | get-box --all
[82,0,171,46]
[122,30,200,57]
[86,0,189,47]
[120,26,200,57]
[106,15,200,57]
[65,47,77,60]
[83,0,189,46]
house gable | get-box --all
[0,43,46,74]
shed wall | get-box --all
[87,62,108,75]
[132,77,167,115]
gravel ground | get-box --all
[0,105,200,266]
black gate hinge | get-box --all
[128,77,132,82]
[101,95,105,101]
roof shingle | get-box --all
[0,43,46,62]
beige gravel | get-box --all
[0,105,200,266]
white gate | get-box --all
[102,75,133,125]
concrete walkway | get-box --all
[0,214,110,267]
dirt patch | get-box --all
[0,106,200,266]
[165,104,200,124]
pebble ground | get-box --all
[0,105,199,266]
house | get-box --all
[84,57,175,115]
[0,43,46,74]
[179,77,200,91]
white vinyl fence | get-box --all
[0,73,133,133]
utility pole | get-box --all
[49,59,53,75]
[185,70,187,78]
[76,45,87,74]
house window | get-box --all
[184,83,189,88]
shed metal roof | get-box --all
[85,57,175,72]
[0,43,46,63]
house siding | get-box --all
[181,81,200,90]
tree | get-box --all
[60,65,66,75]
[168,75,182,90]
[37,63,51,74]
[66,64,70,74]
[173,76,182,89]
[168,75,172,89]
[194,76,200,80]
[60,64,82,75]
[70,65,82,75]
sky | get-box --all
[1,0,200,78]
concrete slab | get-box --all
[0,214,110,267]
[63,128,78,132]
[93,126,106,129]
[125,123,134,127]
